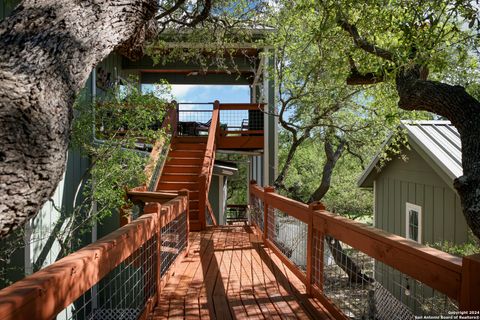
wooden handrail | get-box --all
[144,102,177,189]
[198,101,220,229]
[249,183,480,313]
[206,200,217,226]
[218,103,265,110]
[127,190,178,204]
[0,194,189,320]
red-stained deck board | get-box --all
[149,226,335,320]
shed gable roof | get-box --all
[357,120,462,187]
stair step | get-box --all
[173,137,208,144]
[165,157,204,165]
[189,220,202,231]
[156,181,199,191]
[157,190,199,199]
[189,200,199,210]
[163,165,203,174]
[172,143,207,150]
[189,209,199,219]
[168,150,206,158]
[160,174,199,182]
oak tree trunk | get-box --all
[0,0,158,238]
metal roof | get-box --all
[357,120,462,187]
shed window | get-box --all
[406,203,422,243]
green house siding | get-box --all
[0,0,20,20]
[209,176,220,223]
[374,147,468,245]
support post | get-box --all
[460,253,480,310]
[307,202,325,295]
[178,189,190,256]
[198,174,207,230]
[263,186,275,242]
[248,180,257,225]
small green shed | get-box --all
[358,120,469,246]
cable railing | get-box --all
[0,192,189,320]
[249,181,480,319]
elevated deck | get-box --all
[150,226,334,319]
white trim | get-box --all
[219,176,225,225]
[373,180,376,228]
[262,51,269,186]
[405,202,422,243]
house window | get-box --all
[406,202,422,243]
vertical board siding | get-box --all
[424,185,434,244]
[433,186,444,243]
[374,147,468,246]
[444,191,455,242]
[454,197,468,243]
[394,179,401,235]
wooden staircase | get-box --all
[156,136,208,231]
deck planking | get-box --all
[149,225,335,320]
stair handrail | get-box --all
[198,100,220,228]
[144,101,178,191]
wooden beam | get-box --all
[219,103,265,110]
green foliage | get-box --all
[429,232,480,257]
[278,132,374,220]
[216,153,248,205]
[71,79,172,226]
[147,0,268,74]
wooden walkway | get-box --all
[149,225,334,319]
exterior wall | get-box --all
[262,48,277,186]
[250,155,264,186]
[373,146,468,315]
[374,146,468,245]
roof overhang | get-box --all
[357,120,462,188]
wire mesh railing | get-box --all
[0,194,189,320]
[160,208,188,278]
[268,208,308,271]
[220,106,264,136]
[249,187,264,232]
[176,103,213,136]
[316,234,458,319]
[248,182,479,318]
[59,236,158,320]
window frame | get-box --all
[406,202,422,243]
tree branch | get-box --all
[337,18,395,62]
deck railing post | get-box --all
[173,100,179,137]
[308,202,326,295]
[141,202,163,306]
[459,253,480,310]
[178,189,190,255]
[199,174,207,230]
[305,203,317,294]
[263,186,275,242]
[248,180,257,225]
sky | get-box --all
[142,84,252,126]
[142,84,251,104]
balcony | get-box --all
[176,102,264,151]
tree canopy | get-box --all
[1,0,480,240]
